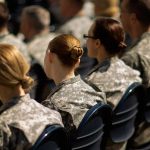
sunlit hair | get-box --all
[126,0,150,27]
[48,34,83,67]
[93,17,126,55]
[0,44,34,89]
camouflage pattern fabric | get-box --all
[121,32,150,88]
[85,57,142,108]
[0,33,31,63]
[121,32,150,148]
[0,94,62,150]
[57,16,92,47]
[27,33,58,67]
[42,75,106,134]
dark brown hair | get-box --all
[49,34,83,67]
[126,0,150,27]
[0,2,9,28]
[93,17,126,55]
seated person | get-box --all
[84,17,141,108]
[42,34,106,135]
[83,17,142,150]
[0,44,63,150]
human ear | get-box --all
[95,39,101,48]
[48,50,53,63]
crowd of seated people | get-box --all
[0,0,149,149]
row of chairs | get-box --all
[31,82,150,150]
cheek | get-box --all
[87,42,96,58]
[44,55,49,76]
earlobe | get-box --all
[95,39,101,47]
[48,51,53,63]
[131,13,137,23]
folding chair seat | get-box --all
[71,102,112,150]
[110,82,143,143]
[31,124,69,150]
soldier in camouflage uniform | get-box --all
[84,17,141,150]
[57,0,93,47]
[120,0,150,88]
[42,34,106,134]
[0,44,63,150]
[0,2,31,63]
[20,5,58,67]
[120,0,150,148]
[56,0,97,76]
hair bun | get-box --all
[118,42,127,50]
[20,76,34,89]
[70,46,83,59]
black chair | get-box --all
[109,82,143,143]
[71,102,112,150]
[31,124,69,150]
[128,87,150,150]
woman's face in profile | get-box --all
[86,23,98,58]
[44,48,52,79]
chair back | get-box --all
[145,87,150,123]
[71,102,112,150]
[31,124,69,150]
[110,82,143,143]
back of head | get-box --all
[49,34,83,67]
[21,5,50,31]
[0,2,9,28]
[92,0,120,17]
[93,17,126,55]
[126,0,150,27]
[0,44,33,89]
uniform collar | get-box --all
[0,94,30,115]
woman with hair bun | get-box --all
[42,34,106,134]
[84,17,142,149]
[84,17,142,107]
[0,44,63,150]
[84,16,142,150]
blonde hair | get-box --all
[0,44,33,89]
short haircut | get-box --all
[21,5,50,31]
[126,0,150,27]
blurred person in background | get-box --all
[20,5,58,102]
[91,0,120,19]
[0,2,30,63]
[120,0,150,88]
[120,0,150,148]
[57,0,97,76]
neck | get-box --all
[27,27,49,41]
[0,85,25,104]
[97,46,112,63]
[53,68,75,85]
[0,27,9,36]
[131,25,150,41]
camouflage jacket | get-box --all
[57,16,92,47]
[85,57,142,107]
[42,75,106,134]
[0,33,31,63]
[27,33,58,67]
[0,94,62,150]
[121,32,150,88]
